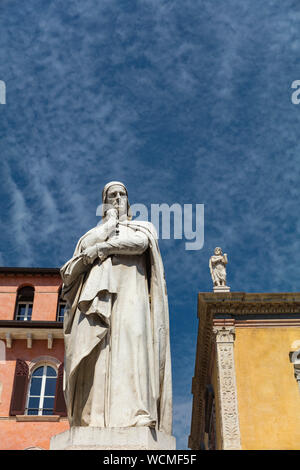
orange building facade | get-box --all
[0,267,69,450]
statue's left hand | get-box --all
[82,245,98,265]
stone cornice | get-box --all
[198,292,300,317]
[0,320,63,328]
[0,325,63,349]
[0,267,60,275]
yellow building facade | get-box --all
[189,292,300,450]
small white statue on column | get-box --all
[209,247,230,293]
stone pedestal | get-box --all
[50,426,176,450]
[213,285,230,293]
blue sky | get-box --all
[1,0,300,449]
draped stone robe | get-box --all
[60,219,172,435]
[209,255,227,285]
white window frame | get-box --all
[56,302,66,322]
[25,364,58,416]
[16,301,33,321]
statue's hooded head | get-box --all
[214,247,222,255]
[102,181,132,220]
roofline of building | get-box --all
[0,267,60,274]
[198,291,300,317]
[199,291,300,302]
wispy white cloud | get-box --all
[1,163,34,265]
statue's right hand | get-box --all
[105,208,118,236]
[106,208,118,219]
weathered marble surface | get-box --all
[213,285,230,293]
[50,427,176,450]
[213,326,241,450]
[54,182,174,449]
[209,247,230,292]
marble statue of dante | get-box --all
[209,247,228,287]
[60,182,172,435]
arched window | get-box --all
[15,286,34,321]
[56,288,66,322]
[25,365,57,415]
